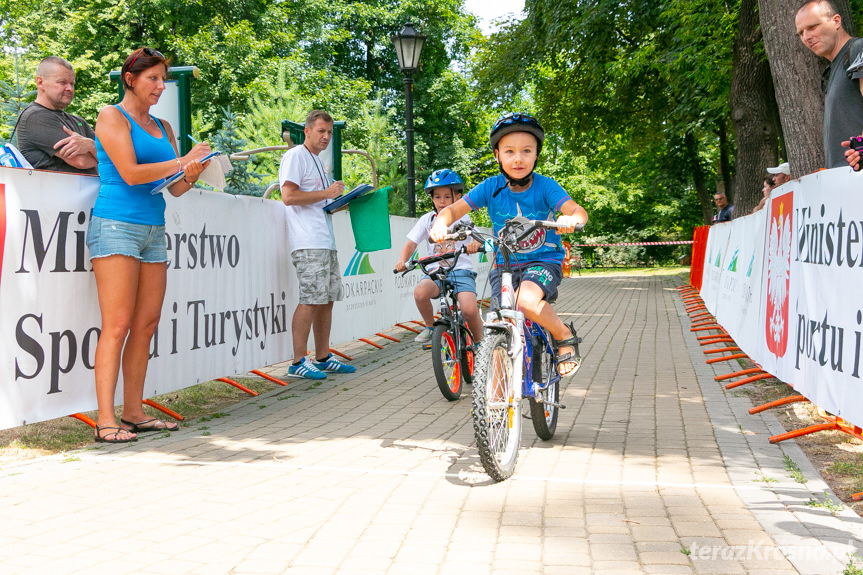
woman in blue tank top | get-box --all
[87,47,213,443]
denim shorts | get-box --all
[489,261,562,303]
[423,268,477,295]
[86,215,168,263]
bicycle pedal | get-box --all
[538,398,566,409]
[422,343,432,351]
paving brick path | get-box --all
[2,274,862,574]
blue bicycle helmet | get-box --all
[424,168,464,194]
[489,112,545,187]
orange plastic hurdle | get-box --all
[769,409,863,444]
[218,377,258,396]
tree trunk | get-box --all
[717,121,733,203]
[835,0,856,37]
[759,0,825,177]
[730,0,780,216]
[685,132,714,225]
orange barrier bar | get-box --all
[359,338,384,349]
[685,304,707,312]
[705,353,748,364]
[769,423,837,444]
[698,332,728,340]
[703,346,742,354]
[68,413,96,428]
[715,367,763,381]
[329,348,354,361]
[853,492,862,501]
[395,322,422,334]
[724,372,773,389]
[769,410,863,444]
[411,320,425,327]
[376,333,400,343]
[251,369,289,387]
[690,311,713,320]
[691,318,716,327]
[692,325,724,332]
[142,399,185,421]
[749,395,808,414]
[217,377,258,396]
[700,337,735,346]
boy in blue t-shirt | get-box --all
[430,112,588,376]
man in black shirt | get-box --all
[13,56,97,175]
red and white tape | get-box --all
[571,241,693,247]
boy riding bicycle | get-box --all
[395,169,483,345]
[430,113,588,376]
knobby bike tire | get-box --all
[528,335,559,440]
[431,324,461,401]
[472,330,521,481]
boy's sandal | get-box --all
[553,322,583,377]
[95,425,137,444]
[120,417,179,433]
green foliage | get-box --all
[0,51,34,141]
[211,107,265,196]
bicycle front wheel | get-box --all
[472,331,521,481]
[431,324,461,401]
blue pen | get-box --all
[188,134,200,144]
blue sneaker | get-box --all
[314,354,357,374]
[287,357,327,380]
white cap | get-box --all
[766,162,790,175]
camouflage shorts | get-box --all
[291,249,344,305]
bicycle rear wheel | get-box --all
[431,324,461,401]
[472,331,521,481]
[529,339,559,440]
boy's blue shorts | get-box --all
[422,268,477,296]
[489,261,563,304]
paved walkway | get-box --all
[2,274,862,574]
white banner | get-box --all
[0,168,490,429]
[700,167,863,428]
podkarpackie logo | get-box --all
[344,251,375,276]
[766,192,792,357]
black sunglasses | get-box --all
[128,47,165,69]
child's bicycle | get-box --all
[394,246,478,401]
[442,218,583,481]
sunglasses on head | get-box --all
[128,47,165,69]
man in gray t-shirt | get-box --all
[796,1,863,169]
[12,56,97,175]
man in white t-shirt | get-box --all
[280,110,356,379]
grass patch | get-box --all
[0,377,273,462]
[784,455,808,484]
[805,491,844,515]
[570,265,690,277]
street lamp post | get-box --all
[391,22,425,217]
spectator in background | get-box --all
[713,192,734,223]
[795,1,863,169]
[13,56,98,174]
[751,177,775,214]
[766,161,791,187]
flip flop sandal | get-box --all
[120,417,179,433]
[95,425,137,443]
[553,322,583,377]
